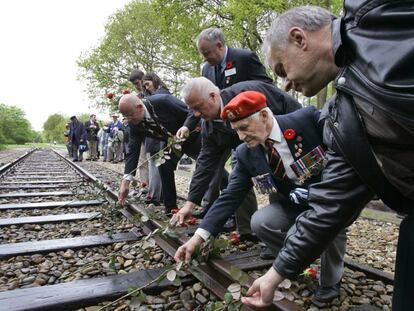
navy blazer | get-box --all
[124,94,201,175]
[199,106,324,236]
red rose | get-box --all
[171,208,179,214]
[283,128,296,140]
[226,61,233,70]
[302,267,317,279]
[229,231,240,245]
[187,217,197,225]
[107,92,114,99]
[141,181,147,188]
[122,89,130,94]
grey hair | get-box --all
[249,107,273,121]
[181,77,219,102]
[263,6,334,55]
[196,27,225,48]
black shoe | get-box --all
[312,282,340,306]
[239,233,259,243]
[73,159,78,162]
[145,198,161,206]
[259,247,275,260]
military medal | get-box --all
[252,173,278,194]
[290,145,327,184]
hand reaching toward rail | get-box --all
[175,126,190,139]
[118,179,130,205]
[241,267,284,307]
[170,201,196,226]
[174,234,204,263]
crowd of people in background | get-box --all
[64,113,129,164]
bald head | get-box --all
[119,94,145,125]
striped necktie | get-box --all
[265,139,286,180]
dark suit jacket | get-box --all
[184,47,274,130]
[145,87,172,154]
[187,81,302,205]
[68,121,86,145]
[202,47,273,89]
[199,106,324,236]
[124,94,201,175]
[84,120,100,141]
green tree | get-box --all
[78,0,343,108]
[43,113,67,143]
[0,104,34,145]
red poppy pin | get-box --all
[226,61,233,70]
[122,89,130,94]
[283,128,296,140]
[106,92,114,99]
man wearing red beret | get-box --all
[175,90,347,305]
[173,78,301,244]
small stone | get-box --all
[34,277,47,286]
[179,289,192,302]
[123,260,133,267]
[63,250,75,259]
[8,280,19,290]
[31,254,44,264]
[52,270,62,278]
[20,268,30,274]
[352,271,366,279]
[195,293,207,304]
[153,254,163,262]
[193,283,202,292]
[161,290,175,298]
[380,294,392,305]
[351,297,371,304]
[22,276,36,284]
[373,284,386,295]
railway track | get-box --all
[0,149,395,311]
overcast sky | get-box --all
[0,0,131,131]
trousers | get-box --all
[251,201,346,287]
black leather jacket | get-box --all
[331,0,414,210]
[274,0,414,280]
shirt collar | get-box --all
[219,46,229,72]
[265,116,282,144]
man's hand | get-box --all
[176,126,189,139]
[118,179,130,205]
[241,267,284,307]
[174,234,204,263]
[170,201,197,226]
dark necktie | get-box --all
[215,64,222,88]
[265,139,286,180]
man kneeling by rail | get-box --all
[173,91,347,304]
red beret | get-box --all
[221,91,267,122]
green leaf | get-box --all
[224,292,233,305]
[109,255,116,270]
[214,238,230,249]
[230,266,243,281]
